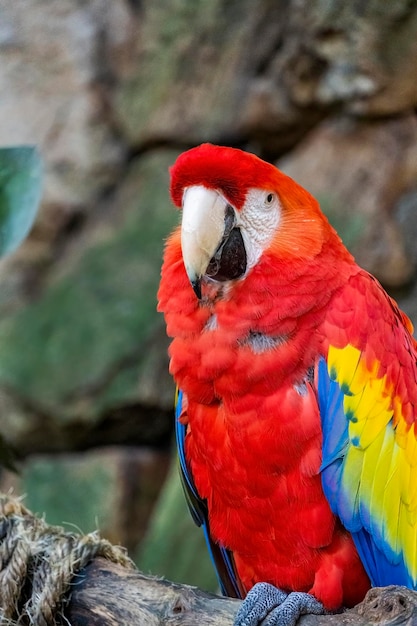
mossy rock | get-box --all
[22,454,116,533]
[0,150,179,431]
[138,458,219,593]
[115,0,253,146]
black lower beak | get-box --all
[206,226,247,283]
[191,278,202,299]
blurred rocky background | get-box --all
[0,0,416,593]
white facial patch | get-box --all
[236,188,281,271]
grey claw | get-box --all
[234,583,288,626]
[262,591,325,626]
[234,583,325,626]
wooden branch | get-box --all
[66,558,417,626]
[1,495,415,625]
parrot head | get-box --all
[170,143,337,299]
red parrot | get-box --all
[157,143,417,626]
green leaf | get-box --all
[0,146,43,257]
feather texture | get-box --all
[158,144,417,611]
[319,279,417,588]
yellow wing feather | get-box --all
[327,344,417,583]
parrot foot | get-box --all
[234,582,325,626]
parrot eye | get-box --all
[265,193,275,206]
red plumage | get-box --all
[158,144,417,611]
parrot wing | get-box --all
[175,388,245,598]
[316,286,417,588]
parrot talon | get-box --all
[234,583,325,626]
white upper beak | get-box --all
[181,185,228,294]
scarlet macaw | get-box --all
[157,144,417,626]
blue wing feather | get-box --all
[175,389,245,598]
[317,358,347,512]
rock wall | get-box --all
[0,0,416,583]
[1,0,416,454]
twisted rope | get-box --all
[0,494,135,625]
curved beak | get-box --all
[181,186,229,298]
[181,185,247,299]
